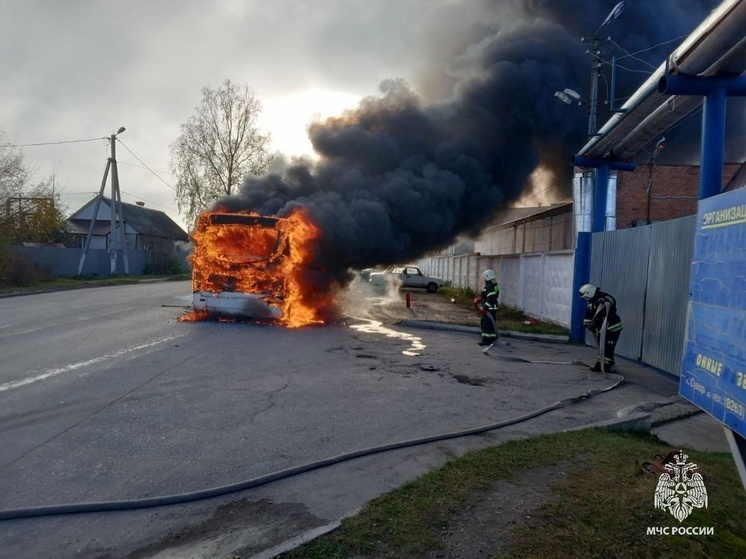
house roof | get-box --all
[66,220,111,235]
[68,197,188,241]
[487,203,573,229]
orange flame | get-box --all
[182,207,332,328]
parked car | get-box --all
[369,265,444,293]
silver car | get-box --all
[369,265,444,293]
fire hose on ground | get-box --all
[0,373,624,522]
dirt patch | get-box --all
[113,498,325,559]
[421,464,569,559]
[452,374,487,387]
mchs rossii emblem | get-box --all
[654,451,708,522]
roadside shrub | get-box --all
[0,248,42,287]
[168,254,184,275]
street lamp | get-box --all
[556,2,626,136]
[554,88,584,106]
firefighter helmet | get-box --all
[482,269,496,282]
[579,283,598,299]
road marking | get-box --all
[0,335,184,393]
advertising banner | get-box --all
[680,187,746,438]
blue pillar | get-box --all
[568,157,634,342]
[592,165,609,232]
[571,231,591,341]
[700,88,726,199]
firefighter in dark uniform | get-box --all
[477,269,500,346]
[579,283,623,372]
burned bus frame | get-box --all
[191,213,289,320]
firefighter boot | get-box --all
[589,362,602,372]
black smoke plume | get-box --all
[217,0,721,285]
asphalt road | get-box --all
[0,281,677,558]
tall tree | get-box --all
[0,132,67,245]
[0,133,29,204]
[170,79,274,227]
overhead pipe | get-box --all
[658,73,746,199]
[658,74,746,96]
[608,32,746,161]
[578,0,746,161]
[570,155,636,172]
[569,0,746,343]
[607,96,700,161]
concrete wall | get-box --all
[419,250,574,327]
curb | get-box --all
[249,519,345,559]
[0,278,176,299]
[249,393,713,559]
[563,412,653,433]
[398,319,570,344]
[248,410,657,559]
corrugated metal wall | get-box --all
[590,227,650,360]
[642,216,696,374]
[12,246,191,276]
[421,213,697,377]
[589,215,696,376]
[474,209,573,255]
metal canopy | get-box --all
[578,0,746,163]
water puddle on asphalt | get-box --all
[350,318,426,356]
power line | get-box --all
[3,137,106,148]
[611,35,687,62]
[116,139,176,192]
[120,190,178,213]
[520,179,569,204]
[594,34,690,76]
[117,160,170,175]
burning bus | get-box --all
[183,208,329,328]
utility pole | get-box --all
[76,126,129,276]
[587,36,601,136]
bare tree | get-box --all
[170,79,274,227]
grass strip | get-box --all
[0,274,191,294]
[438,285,570,336]
[281,429,746,559]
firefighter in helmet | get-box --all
[579,283,623,372]
[476,269,500,346]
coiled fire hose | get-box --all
[0,375,624,521]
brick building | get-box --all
[615,163,742,228]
